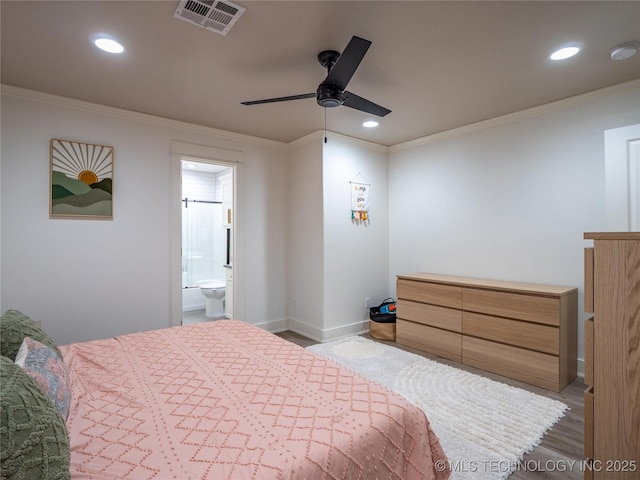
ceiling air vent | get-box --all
[174,0,245,36]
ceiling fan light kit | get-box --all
[242,36,391,117]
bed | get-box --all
[1,313,449,480]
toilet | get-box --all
[199,280,226,318]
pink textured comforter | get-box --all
[61,320,449,480]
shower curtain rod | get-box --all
[182,198,222,206]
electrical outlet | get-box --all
[364,297,370,309]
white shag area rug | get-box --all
[307,336,568,480]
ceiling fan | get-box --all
[241,36,391,117]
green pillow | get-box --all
[0,310,62,361]
[0,356,70,480]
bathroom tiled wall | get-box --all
[182,169,219,202]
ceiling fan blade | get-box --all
[242,93,315,106]
[324,36,371,90]
[343,91,391,117]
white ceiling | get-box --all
[2,1,639,146]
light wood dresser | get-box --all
[396,273,577,392]
[583,232,640,480]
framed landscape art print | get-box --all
[50,139,113,219]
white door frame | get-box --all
[605,124,640,231]
[169,141,245,327]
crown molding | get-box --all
[324,131,389,153]
[1,84,288,150]
[287,130,388,153]
[287,130,325,149]
[390,79,640,153]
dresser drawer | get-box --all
[584,317,594,386]
[396,319,461,362]
[463,288,560,326]
[463,312,559,355]
[462,336,560,391]
[397,279,462,309]
[397,299,462,332]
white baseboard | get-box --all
[256,317,369,343]
[254,317,289,334]
[286,318,324,342]
[286,317,368,343]
[319,321,369,342]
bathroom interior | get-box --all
[181,159,233,324]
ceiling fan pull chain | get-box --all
[324,107,328,143]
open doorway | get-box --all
[180,158,234,325]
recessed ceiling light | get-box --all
[93,36,125,54]
[550,46,580,61]
[363,121,379,128]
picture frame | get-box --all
[50,139,113,219]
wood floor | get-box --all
[277,330,585,480]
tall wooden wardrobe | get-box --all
[583,232,640,479]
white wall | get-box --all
[1,88,288,345]
[322,134,390,337]
[284,132,391,341]
[239,141,288,330]
[285,135,324,337]
[388,83,640,371]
